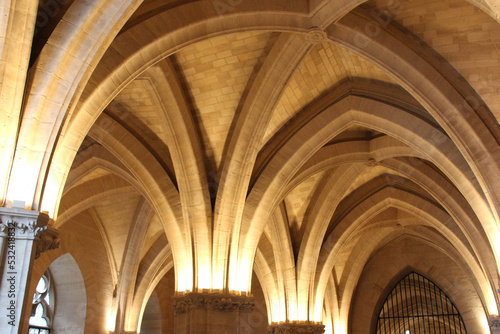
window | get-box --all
[29,271,52,334]
[376,272,466,333]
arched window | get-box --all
[29,270,53,334]
[376,272,466,333]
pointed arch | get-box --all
[240,95,496,295]
[376,272,467,333]
[315,187,497,319]
[49,253,87,334]
[328,10,500,224]
[139,290,162,334]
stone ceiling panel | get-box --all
[174,31,274,170]
[112,78,170,145]
[141,214,165,261]
[94,192,142,270]
[70,167,112,190]
[363,0,500,120]
[284,169,329,252]
[264,41,394,146]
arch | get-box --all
[328,10,500,224]
[254,245,281,323]
[315,187,497,320]
[215,32,313,292]
[57,175,136,228]
[251,79,427,180]
[239,95,495,294]
[86,113,191,292]
[290,136,423,187]
[376,272,467,333]
[280,137,496,288]
[145,60,212,291]
[0,0,38,205]
[133,238,173,332]
[327,225,466,328]
[139,291,162,334]
[49,253,87,333]
[28,214,114,333]
[349,237,490,333]
[7,0,143,210]
[62,145,133,193]
[40,0,354,221]
[291,151,497,312]
[266,204,298,323]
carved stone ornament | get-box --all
[15,220,37,234]
[366,158,380,167]
[305,27,327,44]
[35,225,60,258]
[0,219,37,236]
[172,292,255,315]
[267,322,325,334]
[0,221,8,233]
[490,316,500,328]
[0,208,60,257]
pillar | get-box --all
[0,207,59,333]
[172,292,255,334]
[267,322,325,334]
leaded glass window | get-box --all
[29,271,52,334]
[376,272,466,333]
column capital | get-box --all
[172,292,255,315]
[0,208,59,333]
[0,207,48,235]
[267,321,325,334]
[0,207,60,257]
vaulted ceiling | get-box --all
[23,0,500,331]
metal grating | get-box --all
[376,272,467,334]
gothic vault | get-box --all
[1,0,500,333]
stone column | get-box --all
[0,207,59,334]
[267,321,325,334]
[490,316,500,333]
[172,292,255,334]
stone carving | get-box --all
[212,297,239,312]
[35,226,60,258]
[366,158,380,167]
[305,27,327,44]
[490,316,500,328]
[267,322,325,334]
[0,208,60,257]
[172,299,190,315]
[239,299,256,313]
[15,220,37,234]
[172,293,255,315]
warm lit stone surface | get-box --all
[267,322,325,334]
[172,293,256,334]
[1,0,500,333]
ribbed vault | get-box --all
[2,0,499,333]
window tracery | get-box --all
[376,272,466,333]
[29,271,52,334]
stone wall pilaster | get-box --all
[0,208,59,333]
